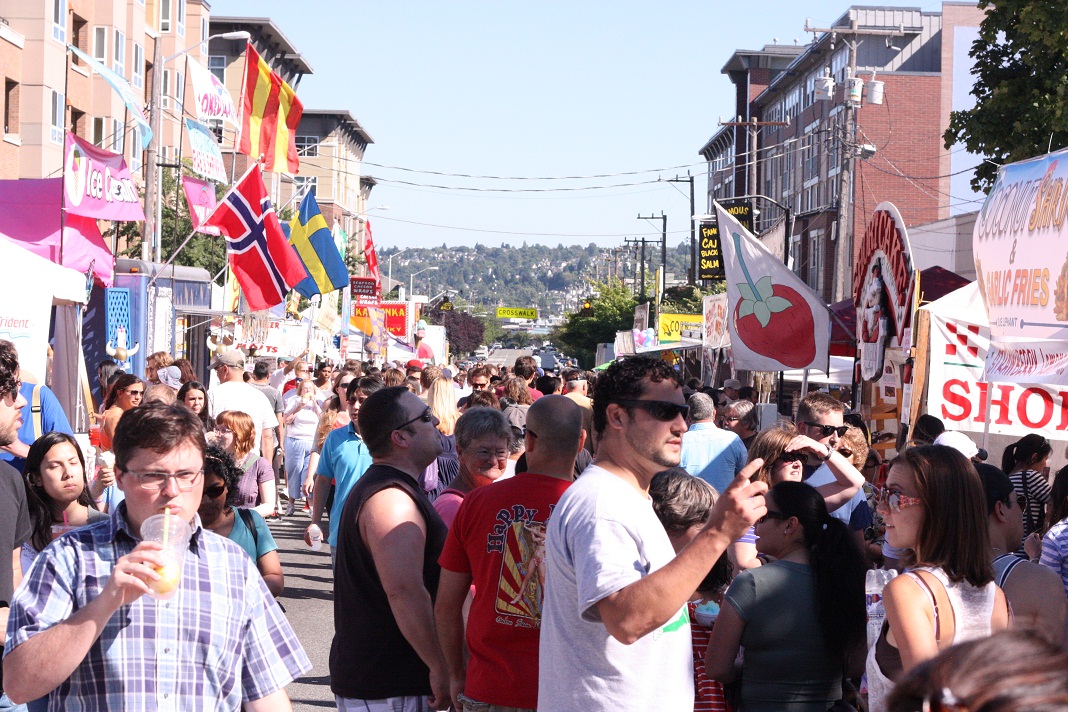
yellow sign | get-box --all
[658,313,703,343]
[496,307,537,320]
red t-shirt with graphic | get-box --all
[438,472,571,709]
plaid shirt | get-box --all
[3,504,311,711]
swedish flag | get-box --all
[288,191,349,298]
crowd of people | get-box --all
[2,343,1068,711]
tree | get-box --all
[660,283,725,315]
[555,279,636,368]
[944,0,1068,192]
[425,307,485,356]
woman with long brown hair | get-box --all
[212,410,277,519]
[100,373,143,450]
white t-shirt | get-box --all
[538,465,693,712]
[284,398,320,441]
[207,381,277,453]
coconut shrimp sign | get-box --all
[974,147,1068,385]
[63,132,145,221]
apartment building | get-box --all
[0,19,24,179]
[699,2,986,303]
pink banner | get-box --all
[0,178,114,286]
[182,176,221,236]
[63,132,145,222]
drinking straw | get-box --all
[162,509,171,549]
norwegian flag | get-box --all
[364,220,381,288]
[205,165,308,311]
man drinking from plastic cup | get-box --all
[2,402,311,710]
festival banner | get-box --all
[186,56,240,126]
[924,283,1068,440]
[853,202,916,382]
[63,132,145,221]
[351,302,408,339]
[185,119,228,183]
[974,147,1068,384]
[716,201,830,372]
[181,176,221,236]
[657,313,703,343]
[68,45,152,146]
[703,294,729,349]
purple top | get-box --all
[237,454,274,509]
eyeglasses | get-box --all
[123,469,203,491]
[775,451,806,465]
[213,426,233,436]
[722,416,740,423]
[470,381,489,390]
[203,483,227,499]
[804,422,849,438]
[1,379,22,405]
[471,448,509,461]
[1011,494,1026,509]
[757,510,790,525]
[876,487,923,513]
[373,406,434,449]
[124,388,144,397]
[610,399,689,422]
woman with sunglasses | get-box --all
[707,480,867,711]
[1002,433,1053,543]
[197,445,283,597]
[212,410,277,519]
[282,380,321,516]
[866,445,1010,712]
[100,373,143,451]
[730,425,865,569]
[20,433,108,574]
[177,381,212,432]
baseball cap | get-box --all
[209,350,245,369]
[933,431,979,460]
[406,359,424,370]
[157,365,182,390]
[724,378,742,390]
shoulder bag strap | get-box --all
[237,507,259,548]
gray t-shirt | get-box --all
[538,465,693,712]
[251,383,284,415]
[725,560,842,712]
[1,461,31,603]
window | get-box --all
[176,0,185,37]
[808,229,826,293]
[52,0,67,42]
[4,80,19,134]
[207,118,224,143]
[130,130,143,172]
[91,116,105,146]
[113,30,125,77]
[208,55,226,83]
[133,43,144,89]
[175,72,184,107]
[93,27,107,61]
[295,135,319,156]
[160,0,171,32]
[294,176,317,200]
[111,118,124,154]
[161,70,170,109]
[201,18,208,54]
[50,90,64,144]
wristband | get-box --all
[820,447,834,461]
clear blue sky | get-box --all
[212,1,945,252]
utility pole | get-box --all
[718,117,790,221]
[637,212,667,295]
[624,236,658,301]
[666,174,696,284]
[142,37,163,262]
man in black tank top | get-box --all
[976,463,1066,646]
[330,386,450,711]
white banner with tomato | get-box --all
[924,283,1068,440]
[714,202,830,373]
[974,146,1068,385]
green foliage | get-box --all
[944,0,1068,192]
[480,315,506,345]
[555,278,637,368]
[154,162,228,276]
[504,331,533,348]
[660,282,725,314]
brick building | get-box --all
[700,3,986,302]
[0,20,23,179]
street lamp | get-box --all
[386,245,409,297]
[143,30,251,262]
[410,267,438,297]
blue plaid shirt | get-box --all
[3,503,311,711]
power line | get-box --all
[371,213,691,239]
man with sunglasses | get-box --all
[795,393,873,542]
[539,357,767,712]
[331,386,450,711]
[976,463,1066,646]
[3,402,310,710]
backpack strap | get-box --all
[31,384,43,441]
[237,507,259,550]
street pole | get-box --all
[637,212,667,293]
[142,37,163,262]
[666,174,696,284]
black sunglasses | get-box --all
[611,399,689,422]
[757,510,790,525]
[804,422,849,438]
[203,484,226,499]
[775,451,806,465]
[396,406,433,431]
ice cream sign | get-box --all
[63,131,145,222]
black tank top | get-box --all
[329,463,448,699]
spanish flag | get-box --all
[239,42,303,174]
[289,190,349,298]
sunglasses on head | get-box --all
[775,451,806,465]
[611,399,689,421]
[804,422,849,438]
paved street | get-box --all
[485,348,532,367]
[267,512,336,710]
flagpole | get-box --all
[147,224,202,289]
[59,46,72,266]
[230,43,250,186]
[167,55,191,263]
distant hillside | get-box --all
[382,241,694,316]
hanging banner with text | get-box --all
[181,175,221,236]
[658,313,703,343]
[352,301,408,339]
[925,284,1068,440]
[187,56,240,126]
[698,199,752,281]
[496,307,538,320]
[974,146,1068,384]
[63,132,145,221]
[185,119,228,183]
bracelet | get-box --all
[820,447,834,461]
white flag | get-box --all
[715,201,830,372]
[187,57,239,126]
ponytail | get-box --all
[1001,442,1019,474]
[770,481,867,663]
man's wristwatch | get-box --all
[819,446,834,461]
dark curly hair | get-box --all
[591,356,680,436]
[202,444,243,508]
[0,340,20,400]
